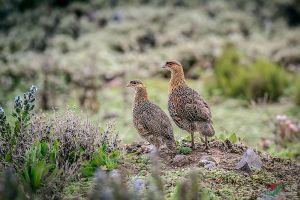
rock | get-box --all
[238,163,252,173]
[199,155,218,170]
[236,148,263,172]
[172,155,189,167]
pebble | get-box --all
[172,155,189,167]
[199,155,218,169]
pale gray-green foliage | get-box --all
[1,1,299,77]
[1,2,299,109]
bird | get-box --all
[162,60,215,150]
[127,80,176,154]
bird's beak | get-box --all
[161,64,167,69]
[126,83,131,87]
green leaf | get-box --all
[81,145,120,177]
[12,112,18,118]
[101,143,108,153]
[23,166,31,185]
[14,122,20,134]
[5,153,12,162]
[82,165,97,177]
[40,141,49,157]
[49,149,58,165]
[265,184,283,197]
[31,161,47,191]
[109,149,121,159]
[229,132,237,144]
[22,140,58,191]
[105,159,118,170]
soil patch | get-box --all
[124,140,300,199]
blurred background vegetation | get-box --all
[0,0,299,158]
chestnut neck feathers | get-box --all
[134,87,148,105]
[169,66,186,92]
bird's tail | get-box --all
[160,140,176,154]
[167,140,177,153]
[195,121,215,137]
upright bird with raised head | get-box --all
[127,80,176,154]
[162,60,215,149]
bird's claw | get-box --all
[203,145,210,152]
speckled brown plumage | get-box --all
[163,61,215,149]
[127,80,176,153]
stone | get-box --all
[199,155,218,169]
[236,148,262,171]
[172,155,189,167]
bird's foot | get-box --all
[203,145,210,152]
[190,142,196,150]
[186,143,195,150]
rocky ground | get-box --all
[121,140,300,199]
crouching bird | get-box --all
[127,80,176,155]
[162,60,215,150]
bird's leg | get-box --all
[191,132,195,149]
[204,136,209,150]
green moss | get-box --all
[218,188,235,199]
[199,168,277,199]
[162,167,277,199]
[63,178,93,199]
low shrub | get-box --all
[82,143,121,177]
[213,44,243,97]
[0,85,38,163]
[207,45,290,102]
[177,146,193,155]
[244,60,289,102]
[0,86,122,198]
[22,140,59,192]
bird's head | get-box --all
[126,80,145,89]
[162,60,182,72]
